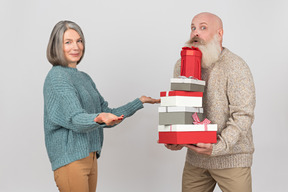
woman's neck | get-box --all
[68,63,77,68]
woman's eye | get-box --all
[77,39,83,43]
[65,41,70,44]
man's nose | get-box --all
[192,30,199,37]
[191,30,199,38]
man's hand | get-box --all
[183,143,213,156]
[164,144,184,151]
[139,96,160,104]
[94,113,124,126]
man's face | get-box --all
[189,14,218,46]
[185,13,223,68]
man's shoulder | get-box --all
[220,48,253,78]
[220,48,249,69]
[222,48,245,63]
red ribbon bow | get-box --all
[192,113,211,131]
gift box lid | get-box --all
[181,47,202,57]
[171,78,205,85]
[158,124,217,132]
[160,91,203,97]
[158,106,203,113]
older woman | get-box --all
[44,20,159,192]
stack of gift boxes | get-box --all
[158,47,217,144]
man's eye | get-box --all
[191,26,196,31]
[201,26,206,30]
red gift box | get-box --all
[181,47,202,79]
[158,124,217,144]
[160,91,203,97]
[158,132,216,144]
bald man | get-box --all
[165,12,256,192]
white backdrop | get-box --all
[0,0,287,191]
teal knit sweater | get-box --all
[43,66,143,171]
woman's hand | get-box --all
[94,113,124,126]
[139,96,160,104]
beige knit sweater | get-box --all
[174,48,256,169]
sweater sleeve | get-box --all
[82,73,144,124]
[44,72,105,133]
[211,59,256,156]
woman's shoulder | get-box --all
[46,66,77,79]
[44,66,76,87]
[78,70,94,82]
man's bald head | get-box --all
[193,12,223,30]
[190,12,223,47]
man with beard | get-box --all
[165,12,256,192]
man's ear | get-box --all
[218,28,223,38]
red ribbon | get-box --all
[192,113,211,131]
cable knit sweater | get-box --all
[174,48,256,169]
[43,66,143,171]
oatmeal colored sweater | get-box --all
[44,66,143,171]
[174,48,256,169]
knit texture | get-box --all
[174,48,256,169]
[43,66,143,171]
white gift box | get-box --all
[158,124,217,132]
[160,96,202,107]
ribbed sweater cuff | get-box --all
[186,150,253,169]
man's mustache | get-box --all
[187,36,206,45]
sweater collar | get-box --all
[55,65,78,72]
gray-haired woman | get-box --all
[44,20,159,192]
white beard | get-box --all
[185,35,222,69]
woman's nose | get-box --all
[72,42,79,50]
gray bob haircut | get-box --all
[47,20,85,66]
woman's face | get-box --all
[63,29,84,68]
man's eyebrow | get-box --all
[191,22,208,26]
